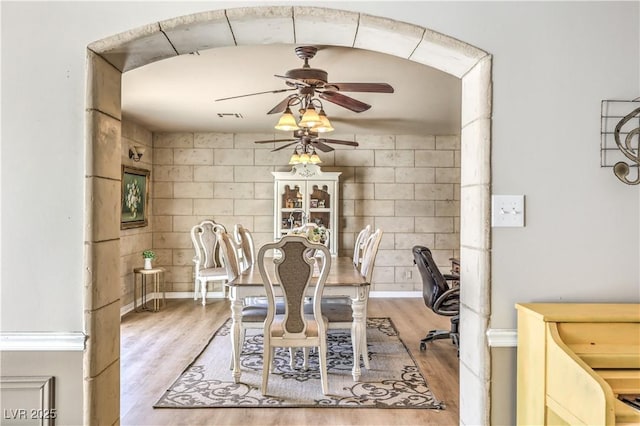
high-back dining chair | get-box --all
[258,235,332,395]
[190,220,228,305]
[233,224,255,272]
[353,225,372,269]
[304,228,383,372]
[360,228,383,284]
[216,229,241,284]
[412,245,460,354]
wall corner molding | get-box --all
[486,328,517,347]
[0,332,87,351]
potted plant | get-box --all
[142,249,156,270]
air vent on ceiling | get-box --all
[217,113,244,118]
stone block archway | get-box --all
[85,6,492,425]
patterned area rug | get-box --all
[155,317,445,409]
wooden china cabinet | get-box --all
[272,164,341,255]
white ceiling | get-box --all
[121,44,462,137]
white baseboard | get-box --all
[167,291,226,299]
[369,291,421,298]
[119,291,421,316]
[0,332,86,351]
[486,329,517,347]
[120,291,228,316]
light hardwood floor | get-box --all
[121,298,459,425]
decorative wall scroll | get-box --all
[601,100,640,185]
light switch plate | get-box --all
[492,195,525,227]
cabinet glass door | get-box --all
[278,183,304,235]
[307,183,331,229]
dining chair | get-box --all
[232,227,306,369]
[216,229,241,282]
[258,235,331,395]
[233,224,255,272]
[353,224,372,269]
[306,228,382,371]
[190,220,228,305]
[360,229,383,284]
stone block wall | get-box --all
[119,120,153,309]
[146,131,460,298]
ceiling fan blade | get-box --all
[267,94,298,115]
[215,87,297,102]
[325,82,394,93]
[271,141,300,152]
[318,91,371,113]
[254,138,296,143]
[319,138,360,147]
[312,141,334,152]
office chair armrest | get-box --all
[433,286,460,315]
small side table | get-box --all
[133,267,166,312]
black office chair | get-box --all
[412,246,460,353]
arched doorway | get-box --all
[85,6,492,424]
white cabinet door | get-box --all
[275,180,305,236]
[272,164,341,255]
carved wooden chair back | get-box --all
[353,224,372,269]
[190,220,226,269]
[233,224,255,272]
[360,228,383,283]
[215,229,241,283]
[257,235,331,395]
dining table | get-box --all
[225,256,369,383]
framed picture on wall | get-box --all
[121,165,149,229]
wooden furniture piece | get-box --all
[133,267,166,312]
[316,228,383,370]
[272,164,341,255]
[258,236,332,395]
[233,224,255,272]
[515,303,640,426]
[226,256,368,383]
[352,224,372,269]
[190,220,227,304]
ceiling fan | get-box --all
[215,45,394,114]
[254,128,358,153]
[216,45,394,152]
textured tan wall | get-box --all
[145,131,460,297]
[119,121,154,308]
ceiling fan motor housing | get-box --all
[285,68,328,86]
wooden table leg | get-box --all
[161,271,166,310]
[134,273,139,312]
[153,273,159,312]
[229,289,243,383]
[350,288,368,381]
[141,275,148,311]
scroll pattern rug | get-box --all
[155,317,445,409]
